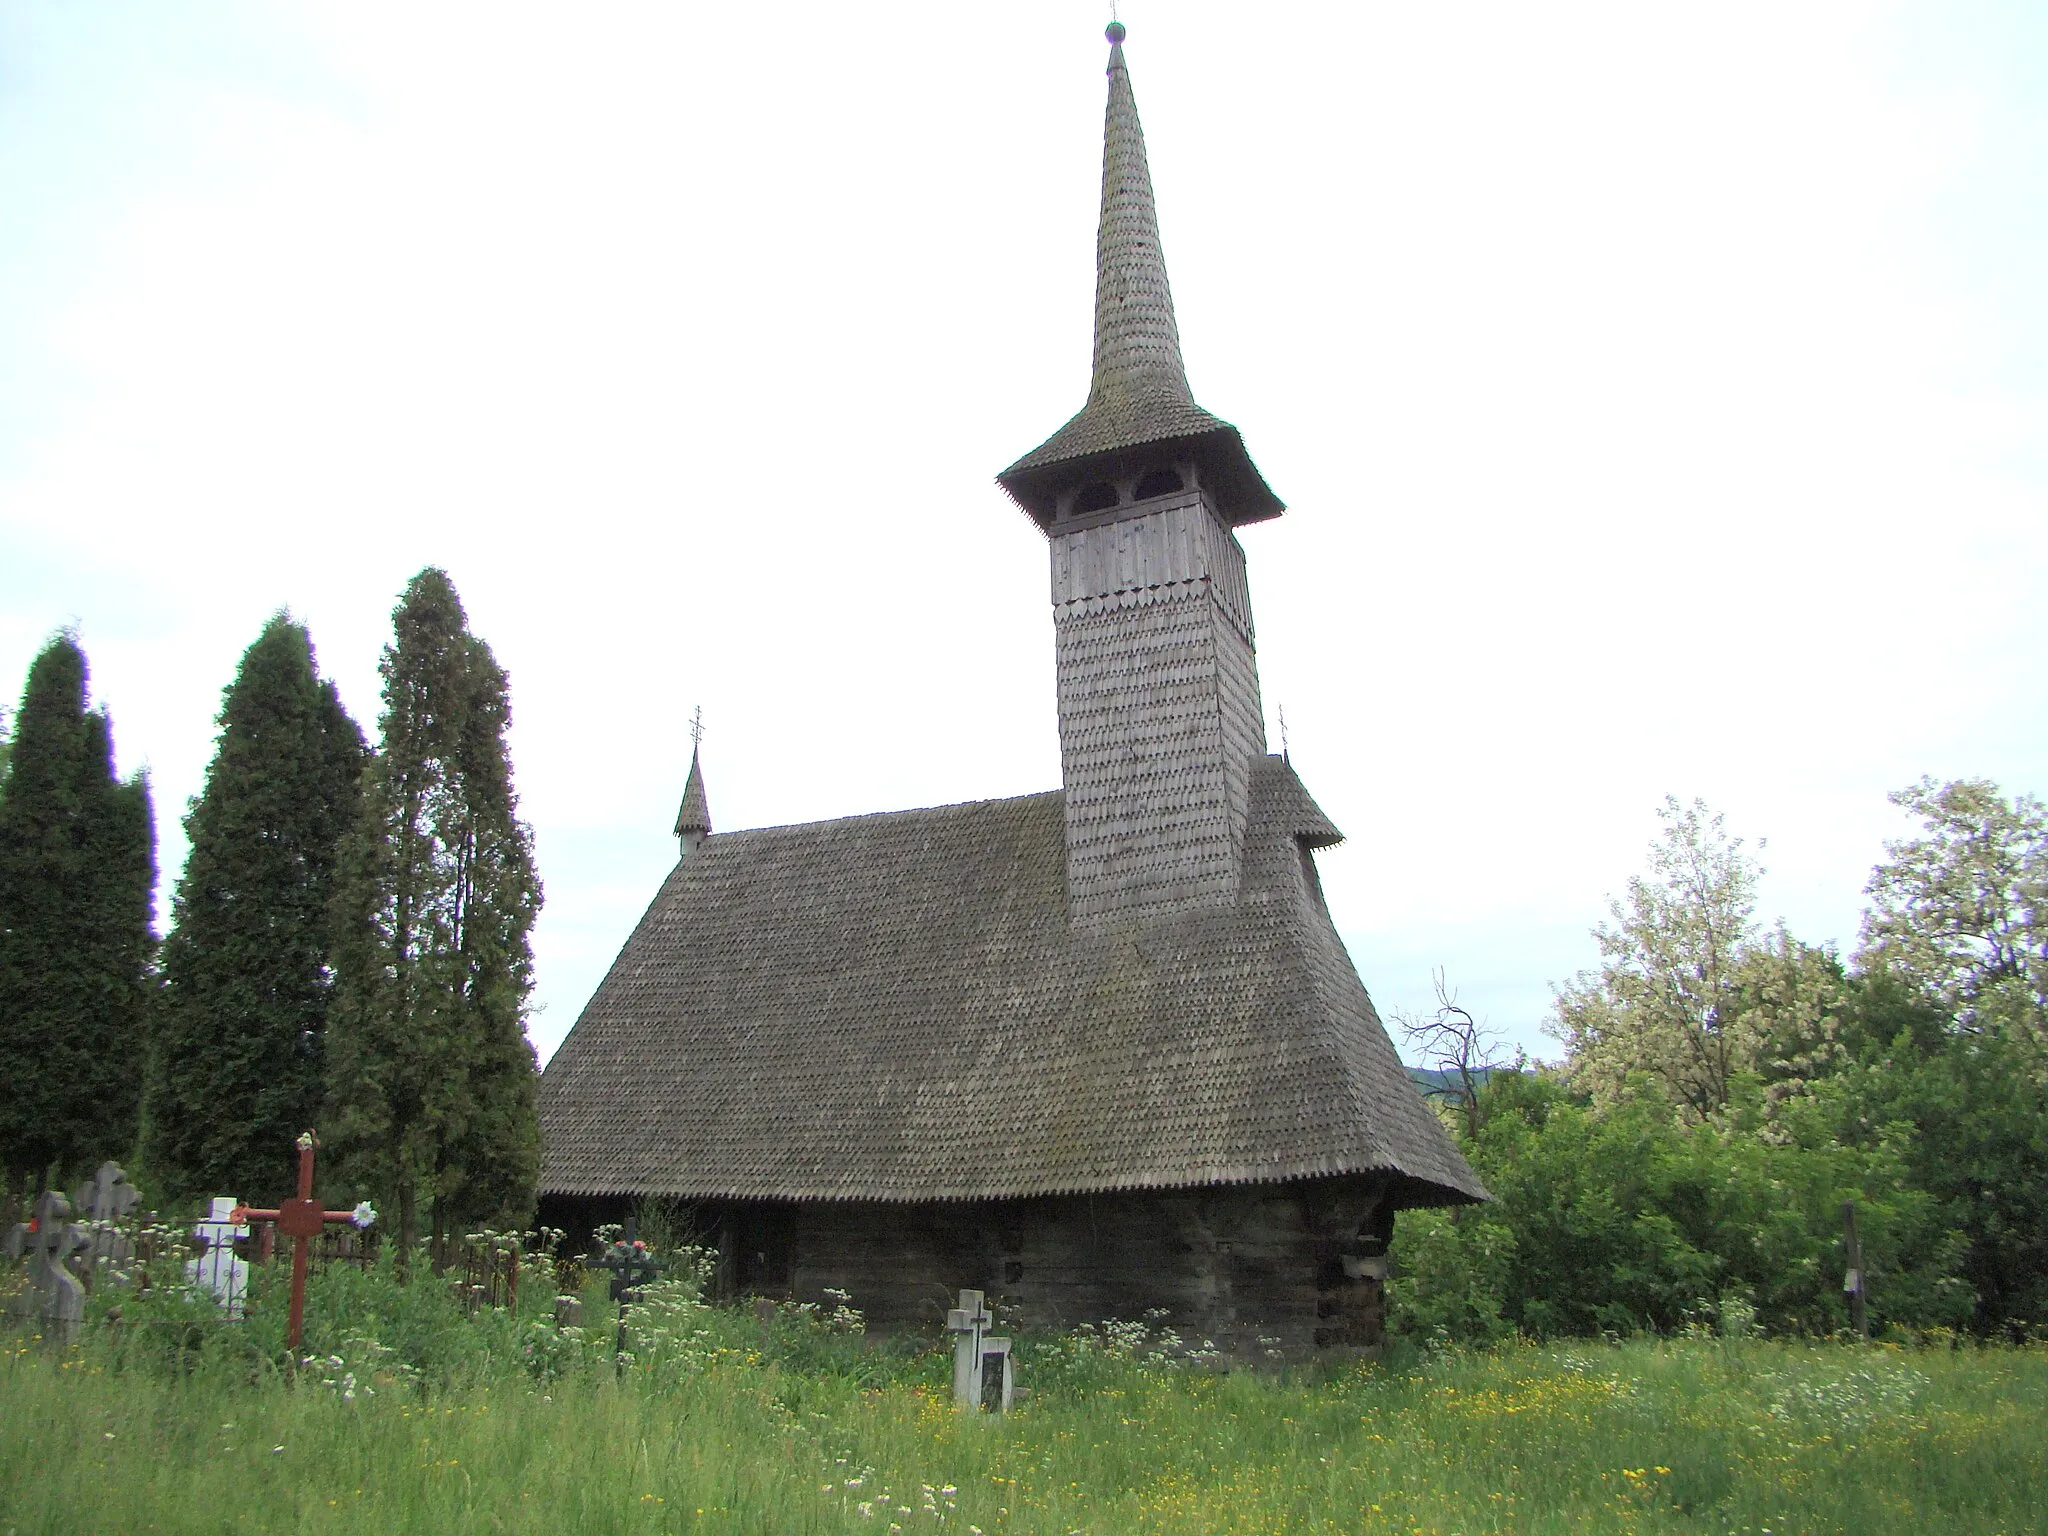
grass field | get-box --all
[2,1261,2042,1535]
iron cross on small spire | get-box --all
[1278,705,1291,762]
[689,705,705,748]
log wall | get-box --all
[700,1174,1392,1361]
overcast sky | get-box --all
[3,1,2043,1067]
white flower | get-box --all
[350,1201,378,1229]
[856,1503,874,1518]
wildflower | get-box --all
[857,1502,874,1518]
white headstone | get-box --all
[947,1289,1009,1411]
[187,1198,250,1317]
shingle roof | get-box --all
[672,746,710,840]
[539,756,1486,1206]
[998,27,1284,529]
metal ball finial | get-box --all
[1105,20,1126,44]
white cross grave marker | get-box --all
[945,1288,1013,1413]
[187,1198,250,1317]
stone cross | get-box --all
[3,1191,90,1340]
[73,1161,142,1225]
[187,1197,251,1317]
[71,1160,143,1278]
[946,1288,1013,1412]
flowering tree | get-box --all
[1549,797,1842,1120]
[1858,777,2047,1047]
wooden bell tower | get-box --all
[999,22,1284,928]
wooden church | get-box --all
[536,23,1485,1359]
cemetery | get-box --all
[3,1147,2045,1534]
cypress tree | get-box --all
[325,570,542,1263]
[0,636,157,1199]
[144,616,365,1208]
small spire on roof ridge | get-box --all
[674,715,711,856]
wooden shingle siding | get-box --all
[1053,492,1264,926]
[998,35,1283,529]
[538,760,1484,1207]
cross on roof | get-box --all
[690,705,705,748]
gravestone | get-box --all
[72,1161,143,1278]
[187,1198,251,1317]
[73,1162,142,1225]
[4,1192,91,1340]
[945,1288,1013,1413]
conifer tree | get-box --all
[325,570,542,1262]
[0,637,157,1198]
[144,616,365,1208]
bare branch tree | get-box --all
[1397,969,1512,1139]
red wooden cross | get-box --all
[233,1130,371,1353]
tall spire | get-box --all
[674,709,711,856]
[999,22,1282,531]
[1091,21,1193,418]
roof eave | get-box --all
[541,1160,1487,1207]
[997,425,1286,532]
